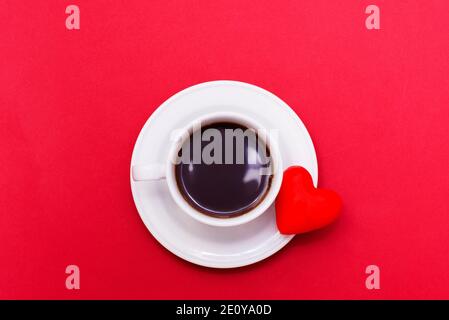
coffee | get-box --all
[174,122,272,218]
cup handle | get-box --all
[132,164,166,181]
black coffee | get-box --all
[175,122,272,218]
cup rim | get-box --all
[164,111,283,227]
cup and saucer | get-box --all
[130,80,317,268]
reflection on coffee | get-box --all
[175,122,272,218]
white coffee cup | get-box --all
[132,111,283,227]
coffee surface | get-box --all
[175,122,271,217]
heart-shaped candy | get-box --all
[275,166,342,235]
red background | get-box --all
[1,0,449,299]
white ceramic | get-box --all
[130,80,318,268]
[131,111,283,227]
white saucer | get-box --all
[130,81,318,268]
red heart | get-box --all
[275,166,342,235]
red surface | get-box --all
[1,0,449,299]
